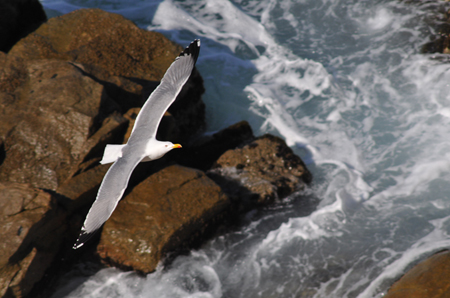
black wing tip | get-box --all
[72,229,96,250]
[179,39,201,63]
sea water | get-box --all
[41,0,450,297]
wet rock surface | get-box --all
[97,165,229,274]
[421,8,450,54]
[384,250,450,298]
[0,7,312,298]
[209,134,312,206]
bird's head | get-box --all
[161,141,182,155]
[164,142,182,150]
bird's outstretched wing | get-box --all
[73,39,201,249]
[128,39,201,144]
[73,152,142,249]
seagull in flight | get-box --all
[73,39,201,249]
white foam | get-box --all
[358,215,450,298]
[148,0,271,53]
[367,8,393,31]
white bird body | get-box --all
[100,140,180,164]
[73,39,200,249]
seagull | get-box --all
[73,39,201,249]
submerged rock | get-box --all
[384,250,450,298]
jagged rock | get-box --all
[384,250,450,298]
[97,165,229,273]
[209,134,312,207]
[0,0,47,53]
[0,182,66,298]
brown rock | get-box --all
[209,134,312,206]
[7,8,205,125]
[0,0,47,53]
[0,182,66,298]
[0,59,119,190]
[56,162,110,212]
[384,250,450,298]
[0,52,28,139]
[421,9,450,54]
[1,8,205,189]
[0,7,208,297]
[97,164,230,273]
[9,9,180,81]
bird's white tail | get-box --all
[100,144,125,164]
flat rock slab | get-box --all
[97,164,229,273]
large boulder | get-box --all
[94,124,313,274]
[8,8,178,80]
[8,8,205,135]
[0,8,206,190]
[384,250,450,298]
[97,165,230,273]
[0,58,124,190]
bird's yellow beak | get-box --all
[173,144,182,149]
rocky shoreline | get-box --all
[2,1,450,298]
[0,4,312,298]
